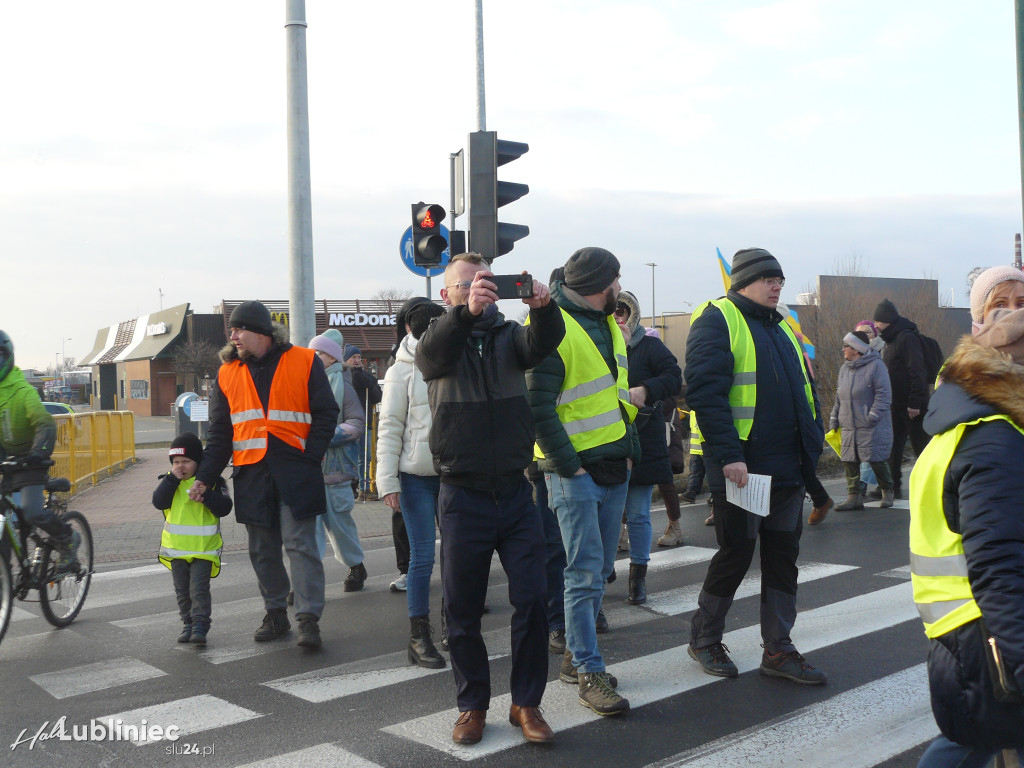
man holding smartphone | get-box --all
[418,252,565,746]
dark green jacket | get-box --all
[526,282,640,477]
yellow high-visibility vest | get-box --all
[159,476,223,577]
[534,308,637,459]
[690,298,814,440]
[908,413,1022,638]
[689,410,703,456]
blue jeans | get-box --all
[917,735,1022,768]
[399,472,440,619]
[546,471,628,674]
[316,483,363,567]
[624,484,653,565]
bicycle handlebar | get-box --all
[0,457,56,472]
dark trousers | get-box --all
[171,558,214,628]
[801,454,830,508]
[888,407,931,493]
[690,486,803,654]
[392,509,410,574]
[659,482,681,521]
[686,455,707,495]
[532,477,566,633]
[439,478,548,711]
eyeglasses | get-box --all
[759,277,785,288]
[446,280,472,290]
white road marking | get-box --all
[97,693,262,745]
[30,657,167,699]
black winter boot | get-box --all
[254,609,290,642]
[627,563,648,605]
[177,623,192,644]
[190,619,209,646]
[408,615,446,669]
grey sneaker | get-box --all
[759,649,827,685]
[559,649,617,687]
[55,530,82,573]
[389,573,408,592]
[578,672,629,716]
[688,642,738,678]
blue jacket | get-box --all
[684,291,822,493]
[915,339,1024,750]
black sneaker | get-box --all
[344,562,367,592]
[559,650,617,687]
[254,610,290,642]
[548,628,566,654]
[190,623,208,647]
[688,642,738,678]
[759,649,827,685]
[578,672,629,716]
[296,613,322,649]
[595,610,609,634]
[679,491,697,504]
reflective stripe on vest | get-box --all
[690,298,815,440]
[159,477,223,577]
[689,410,703,455]
[217,346,316,465]
[908,413,1023,638]
[534,308,638,459]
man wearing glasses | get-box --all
[684,248,827,685]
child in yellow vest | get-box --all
[152,432,232,645]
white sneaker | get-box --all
[389,573,408,592]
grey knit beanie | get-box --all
[730,248,783,291]
[563,247,620,295]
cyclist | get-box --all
[0,330,79,566]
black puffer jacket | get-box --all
[197,324,339,525]
[879,316,930,410]
[416,301,564,491]
[627,327,682,486]
[915,339,1024,750]
[684,291,823,493]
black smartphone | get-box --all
[491,273,534,300]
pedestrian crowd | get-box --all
[4,252,1021,763]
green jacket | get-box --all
[0,367,55,458]
[527,282,640,477]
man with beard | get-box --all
[527,247,640,717]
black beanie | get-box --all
[873,298,899,324]
[228,300,274,337]
[730,248,784,291]
[563,247,620,295]
[407,302,446,339]
[169,432,204,465]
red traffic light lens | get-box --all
[422,211,436,229]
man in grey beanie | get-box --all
[527,246,640,716]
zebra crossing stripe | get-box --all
[233,743,386,767]
[645,665,936,768]
[97,694,262,746]
[381,581,918,760]
[30,657,167,700]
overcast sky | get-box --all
[2,0,1020,371]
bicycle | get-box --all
[0,457,93,646]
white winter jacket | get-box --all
[375,334,436,497]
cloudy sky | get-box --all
[2,0,1020,371]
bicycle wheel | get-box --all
[39,511,93,628]
[0,551,12,645]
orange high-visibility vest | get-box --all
[217,346,315,465]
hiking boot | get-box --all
[627,563,647,605]
[679,490,697,504]
[55,530,82,573]
[759,648,827,685]
[578,672,629,716]
[296,613,322,649]
[559,650,617,687]
[688,642,738,678]
[867,486,883,500]
[408,615,445,669]
[595,609,609,634]
[190,621,209,647]
[808,497,833,525]
[177,623,192,644]
[344,562,367,592]
[389,573,408,592]
[835,493,864,511]
[617,525,629,552]
[657,520,684,547]
[880,489,894,508]
[254,609,290,642]
[548,628,566,654]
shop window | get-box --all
[130,380,150,400]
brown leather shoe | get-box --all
[452,710,486,744]
[808,497,833,525]
[509,705,554,743]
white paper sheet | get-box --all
[725,473,772,517]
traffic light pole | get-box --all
[285,0,316,347]
[475,0,486,131]
[1016,1,1024,241]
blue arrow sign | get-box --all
[400,224,450,278]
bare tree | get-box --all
[173,340,221,393]
[372,287,414,302]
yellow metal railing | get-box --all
[51,411,136,494]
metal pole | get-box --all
[1016,1,1024,238]
[475,0,486,131]
[646,262,657,328]
[285,0,316,347]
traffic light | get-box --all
[468,131,528,262]
[411,202,447,267]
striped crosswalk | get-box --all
[3,530,940,768]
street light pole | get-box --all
[645,262,657,329]
[61,337,71,386]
